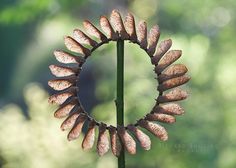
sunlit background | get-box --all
[0,0,235,168]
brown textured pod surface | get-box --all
[147,25,160,56]
[137,21,147,49]
[146,113,176,123]
[48,75,77,91]
[53,50,85,64]
[157,88,188,103]
[100,16,118,40]
[158,76,190,91]
[97,123,109,156]
[108,126,122,157]
[152,103,184,115]
[73,29,98,47]
[49,65,78,77]
[138,119,168,141]
[127,124,151,150]
[60,112,80,131]
[82,120,96,150]
[124,13,137,42]
[117,126,136,155]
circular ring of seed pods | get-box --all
[48,10,190,157]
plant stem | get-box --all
[116,39,125,168]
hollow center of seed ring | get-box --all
[76,38,158,130]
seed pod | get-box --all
[83,20,108,42]
[110,9,129,40]
[157,88,188,103]
[67,113,87,141]
[60,112,80,131]
[155,50,182,73]
[100,16,118,40]
[54,97,79,118]
[124,13,137,42]
[151,39,172,65]
[73,29,98,47]
[152,103,184,115]
[117,126,136,155]
[97,123,109,156]
[158,64,188,83]
[108,126,122,157]
[158,76,190,91]
[64,36,91,56]
[127,124,151,150]
[48,75,77,91]
[49,65,79,77]
[137,21,147,49]
[48,86,78,105]
[138,119,168,141]
[145,113,176,124]
[82,120,96,150]
[147,25,160,56]
[53,50,85,64]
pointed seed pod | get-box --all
[117,126,136,155]
[158,64,188,83]
[110,9,129,40]
[147,25,160,56]
[67,113,87,141]
[138,119,168,141]
[152,103,184,115]
[53,50,85,64]
[82,120,96,150]
[157,88,188,103]
[48,75,77,91]
[137,21,147,49]
[73,29,98,47]
[64,36,91,56]
[151,39,172,65]
[158,76,190,91]
[108,126,122,157]
[49,65,79,77]
[124,13,137,42]
[100,16,118,40]
[127,124,151,150]
[60,112,80,131]
[97,123,109,156]
[145,113,176,124]
[83,20,107,42]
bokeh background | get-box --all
[0,0,235,168]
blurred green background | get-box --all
[0,0,235,168]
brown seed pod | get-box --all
[53,50,85,64]
[145,113,176,124]
[100,16,118,40]
[158,76,190,91]
[48,75,77,91]
[117,126,136,155]
[127,124,151,150]
[82,120,96,150]
[60,111,80,131]
[157,88,188,103]
[83,20,107,42]
[49,65,79,77]
[151,39,172,65]
[147,25,160,56]
[110,9,129,40]
[67,113,87,141]
[73,29,98,47]
[138,119,168,141]
[158,64,188,83]
[152,103,184,115]
[108,126,122,157]
[64,36,91,56]
[97,123,109,156]
[137,21,147,49]
[124,13,137,42]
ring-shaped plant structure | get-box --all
[48,10,190,157]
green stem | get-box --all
[116,39,125,168]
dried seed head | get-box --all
[49,65,79,77]
[137,21,147,49]
[54,97,78,118]
[108,126,122,157]
[83,20,108,42]
[60,112,80,131]
[117,126,136,155]
[145,113,176,124]
[158,64,188,83]
[97,123,109,156]
[127,124,151,150]
[153,103,184,115]
[147,25,160,56]
[158,76,190,91]
[48,75,77,91]
[82,120,96,150]
[73,29,98,47]
[100,16,118,40]
[138,119,168,141]
[110,10,129,40]
[67,113,87,141]
[157,88,188,103]
[151,39,172,65]
[64,36,91,56]
[53,50,85,64]
[124,13,137,42]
